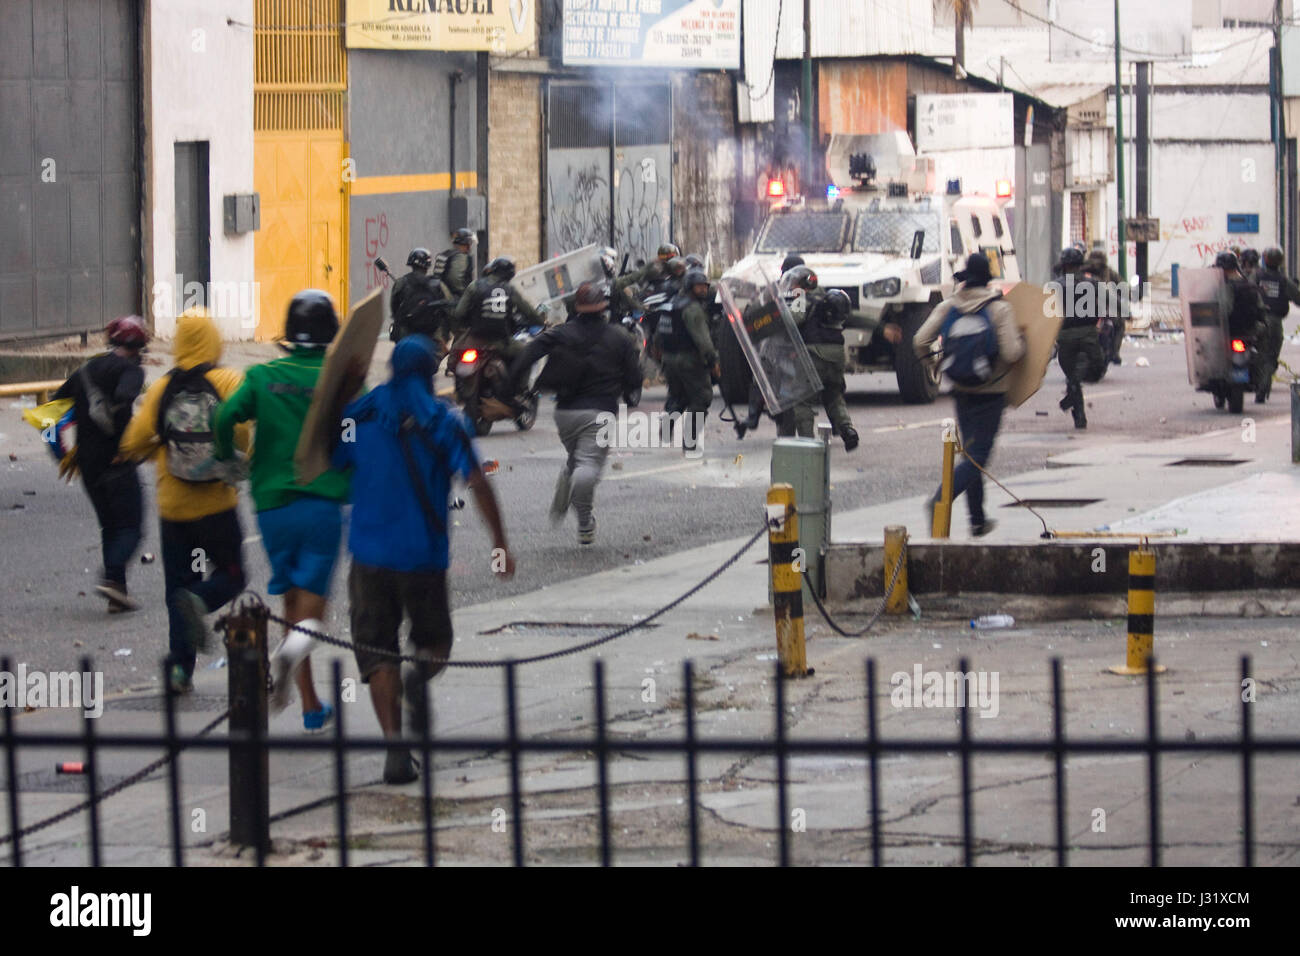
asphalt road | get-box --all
[2,334,1295,693]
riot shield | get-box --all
[511,244,605,318]
[1179,267,1229,388]
[717,262,822,415]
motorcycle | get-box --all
[1207,334,1257,414]
[447,327,541,436]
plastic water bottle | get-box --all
[970,614,1014,630]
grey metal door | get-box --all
[174,141,210,311]
[0,0,141,340]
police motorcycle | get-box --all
[448,258,542,436]
[1178,252,1263,414]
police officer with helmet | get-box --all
[1251,247,1298,402]
[434,228,476,300]
[1054,246,1105,429]
[779,266,858,450]
[1216,250,1269,398]
[451,255,542,363]
[390,248,448,345]
[655,269,720,453]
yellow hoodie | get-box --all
[119,308,250,522]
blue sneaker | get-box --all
[302,703,334,734]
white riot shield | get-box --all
[1179,268,1229,388]
[511,244,605,319]
[717,262,822,415]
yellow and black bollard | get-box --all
[931,429,957,538]
[767,483,808,677]
[883,526,909,614]
[1109,547,1166,675]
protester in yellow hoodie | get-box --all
[119,308,250,693]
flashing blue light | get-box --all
[946,178,962,195]
[826,184,839,201]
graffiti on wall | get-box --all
[614,152,668,261]
[363,211,392,291]
[548,156,610,255]
[1106,214,1253,268]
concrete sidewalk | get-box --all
[5,416,1300,865]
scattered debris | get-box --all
[140,552,155,564]
[611,461,624,470]
[113,648,132,657]
[1135,356,1151,367]
[686,632,718,641]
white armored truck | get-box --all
[719,132,1021,404]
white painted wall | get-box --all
[143,1,255,340]
[1148,91,1270,141]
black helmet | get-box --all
[645,259,667,282]
[484,256,516,281]
[657,242,680,260]
[684,269,710,295]
[781,265,818,292]
[1241,247,1260,267]
[1264,247,1285,270]
[407,248,432,270]
[684,254,705,269]
[285,289,339,346]
[666,256,687,277]
[780,254,806,274]
[1215,250,1240,271]
[574,281,610,314]
[452,228,475,246]
[1057,247,1084,271]
[824,289,851,329]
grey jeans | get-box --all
[554,407,610,529]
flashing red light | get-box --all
[995,179,1013,198]
[766,178,786,199]
[1231,339,1247,353]
[461,348,479,364]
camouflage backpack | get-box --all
[156,364,246,483]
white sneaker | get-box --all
[268,619,321,715]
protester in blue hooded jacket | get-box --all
[332,334,514,784]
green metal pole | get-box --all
[1114,0,1127,280]
[802,0,813,194]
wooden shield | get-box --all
[999,281,1060,409]
[294,287,384,485]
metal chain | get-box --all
[0,710,229,847]
[801,539,908,638]
[265,523,772,668]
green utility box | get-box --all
[771,436,831,597]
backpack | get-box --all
[398,276,449,339]
[939,304,1000,387]
[156,364,237,483]
[78,361,118,435]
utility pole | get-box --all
[1114,0,1127,281]
[802,0,813,195]
[1136,60,1149,296]
[1274,0,1286,249]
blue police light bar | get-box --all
[826,184,839,201]
[946,178,962,195]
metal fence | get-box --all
[2,652,1297,867]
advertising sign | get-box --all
[562,0,740,70]
[345,0,535,53]
[915,94,1014,153]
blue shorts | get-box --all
[257,496,344,597]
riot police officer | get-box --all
[451,256,542,362]
[1253,247,1300,402]
[434,228,476,300]
[655,269,720,453]
[1055,247,1105,429]
[390,248,447,344]
[1217,250,1269,398]
[780,268,858,450]
[1240,247,1261,283]
[1084,249,1125,364]
[740,255,805,435]
[641,256,688,340]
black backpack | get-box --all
[398,276,449,339]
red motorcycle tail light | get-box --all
[461,348,479,364]
[1231,339,1247,353]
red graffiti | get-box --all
[1181,216,1211,234]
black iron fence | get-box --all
[3,649,1298,867]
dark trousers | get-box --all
[1057,325,1105,414]
[83,465,143,588]
[161,508,246,676]
[947,391,1006,528]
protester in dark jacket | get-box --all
[53,316,148,610]
[510,281,641,545]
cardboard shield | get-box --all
[717,262,822,415]
[1178,267,1228,388]
[1000,281,1060,408]
[294,287,384,485]
[511,244,605,318]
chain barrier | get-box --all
[801,538,908,638]
[265,523,771,667]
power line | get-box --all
[744,0,784,101]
